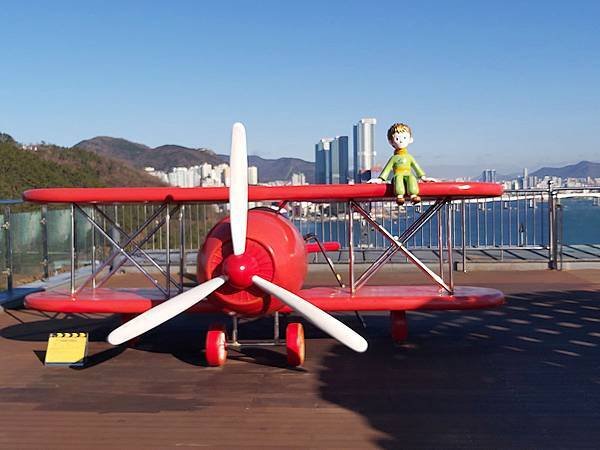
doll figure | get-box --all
[369,123,436,205]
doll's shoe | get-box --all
[411,195,421,204]
[396,196,405,205]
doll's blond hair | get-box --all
[387,123,412,142]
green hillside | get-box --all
[0,136,165,199]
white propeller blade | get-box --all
[229,122,248,256]
[252,275,368,353]
[107,276,227,345]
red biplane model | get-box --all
[23,123,504,366]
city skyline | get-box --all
[314,136,349,184]
[1,2,598,173]
[10,124,600,182]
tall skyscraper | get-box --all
[482,169,497,183]
[315,136,349,184]
[248,166,258,185]
[353,118,377,183]
[291,172,307,185]
[315,138,333,184]
[329,136,350,184]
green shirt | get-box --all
[379,149,425,180]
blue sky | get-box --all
[1,1,599,175]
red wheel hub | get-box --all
[222,254,259,289]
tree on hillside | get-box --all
[0,132,16,145]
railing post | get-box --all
[547,180,557,270]
[41,205,49,279]
[166,204,171,297]
[461,200,467,272]
[91,207,96,288]
[437,209,444,279]
[446,201,454,293]
[348,201,355,294]
[3,206,13,291]
[179,205,185,293]
[556,200,563,271]
[70,204,76,294]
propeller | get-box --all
[252,276,368,353]
[229,122,248,255]
[107,276,227,345]
[106,123,247,346]
[107,122,368,353]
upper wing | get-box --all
[23,182,503,204]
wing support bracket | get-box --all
[347,198,455,295]
[70,202,183,298]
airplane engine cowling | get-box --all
[197,208,307,315]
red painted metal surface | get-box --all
[23,288,219,314]
[305,241,341,253]
[294,286,504,311]
[222,254,260,289]
[286,323,305,367]
[390,311,408,342]
[205,324,227,367]
[197,209,307,315]
[23,182,503,204]
[25,285,503,314]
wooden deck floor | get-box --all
[1,270,600,449]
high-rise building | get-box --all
[315,136,349,184]
[212,163,230,186]
[291,172,307,185]
[200,163,212,178]
[482,169,497,183]
[315,138,333,184]
[168,167,189,187]
[329,136,350,184]
[248,166,258,185]
[353,118,377,183]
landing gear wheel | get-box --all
[205,324,227,367]
[286,322,305,367]
[391,311,408,343]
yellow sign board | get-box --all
[45,332,88,366]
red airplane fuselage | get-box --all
[197,208,307,315]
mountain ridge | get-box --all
[531,160,600,179]
[76,136,315,183]
[75,136,223,172]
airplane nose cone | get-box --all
[222,254,259,289]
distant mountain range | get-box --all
[218,154,315,183]
[4,131,598,194]
[75,136,600,184]
[75,137,316,183]
[75,137,223,171]
[531,160,600,179]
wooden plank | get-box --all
[2,270,600,449]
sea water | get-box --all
[294,198,600,248]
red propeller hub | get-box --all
[222,254,258,289]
